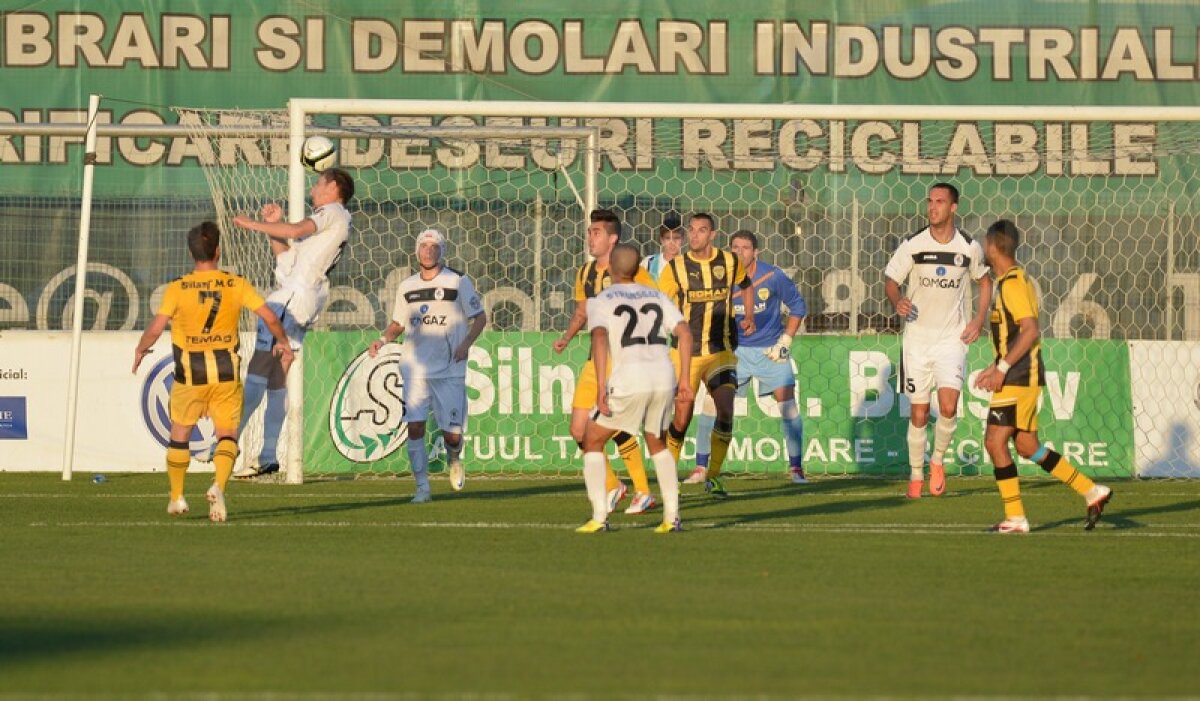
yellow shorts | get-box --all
[987,385,1040,432]
[170,380,243,431]
[672,349,738,394]
[571,360,600,411]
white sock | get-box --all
[651,450,680,523]
[583,452,608,523]
[406,440,430,490]
[932,415,956,463]
[907,422,927,480]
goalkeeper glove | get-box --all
[765,333,794,362]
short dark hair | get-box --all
[659,213,683,238]
[689,212,716,230]
[590,208,622,238]
[986,219,1020,257]
[730,229,758,249]
[187,221,220,262]
[931,182,959,204]
[323,167,355,204]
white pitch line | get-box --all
[5,489,1200,498]
[21,519,1200,537]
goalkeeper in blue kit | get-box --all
[692,230,809,484]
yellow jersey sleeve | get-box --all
[633,267,654,287]
[1003,274,1037,323]
[158,281,181,316]
[573,265,587,302]
[657,259,680,301]
[730,253,750,289]
[240,279,266,313]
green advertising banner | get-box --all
[4,1,1200,196]
[304,331,1134,478]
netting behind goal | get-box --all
[181,102,1200,480]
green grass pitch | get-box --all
[1,473,1198,699]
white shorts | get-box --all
[899,337,967,404]
[593,385,675,437]
[401,372,467,433]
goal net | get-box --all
[179,100,1200,481]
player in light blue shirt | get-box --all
[641,214,683,282]
[692,230,810,484]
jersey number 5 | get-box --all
[615,303,667,347]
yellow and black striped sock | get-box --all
[212,437,239,492]
[615,432,650,494]
[166,440,191,501]
[1036,448,1095,496]
[666,424,686,462]
[993,463,1024,519]
[706,419,733,479]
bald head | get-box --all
[609,243,641,282]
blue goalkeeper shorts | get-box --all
[734,345,797,397]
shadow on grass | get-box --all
[679,477,910,528]
[0,611,283,668]
[232,479,582,521]
[1034,496,1200,532]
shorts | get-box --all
[401,371,468,433]
[254,288,324,352]
[170,380,243,431]
[672,349,738,395]
[734,345,797,397]
[898,337,967,404]
[593,385,676,437]
[986,384,1041,432]
[571,359,600,411]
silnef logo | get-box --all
[329,346,408,462]
[139,356,216,456]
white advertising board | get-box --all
[0,331,217,473]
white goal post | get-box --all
[181,98,1200,482]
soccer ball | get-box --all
[301,135,337,173]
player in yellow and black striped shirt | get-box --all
[973,219,1112,533]
[553,209,655,513]
[656,213,756,497]
[133,221,293,522]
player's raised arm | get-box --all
[232,212,317,241]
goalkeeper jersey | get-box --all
[730,261,807,348]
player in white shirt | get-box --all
[369,229,487,503]
[884,182,991,498]
[231,168,355,477]
[576,243,694,533]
